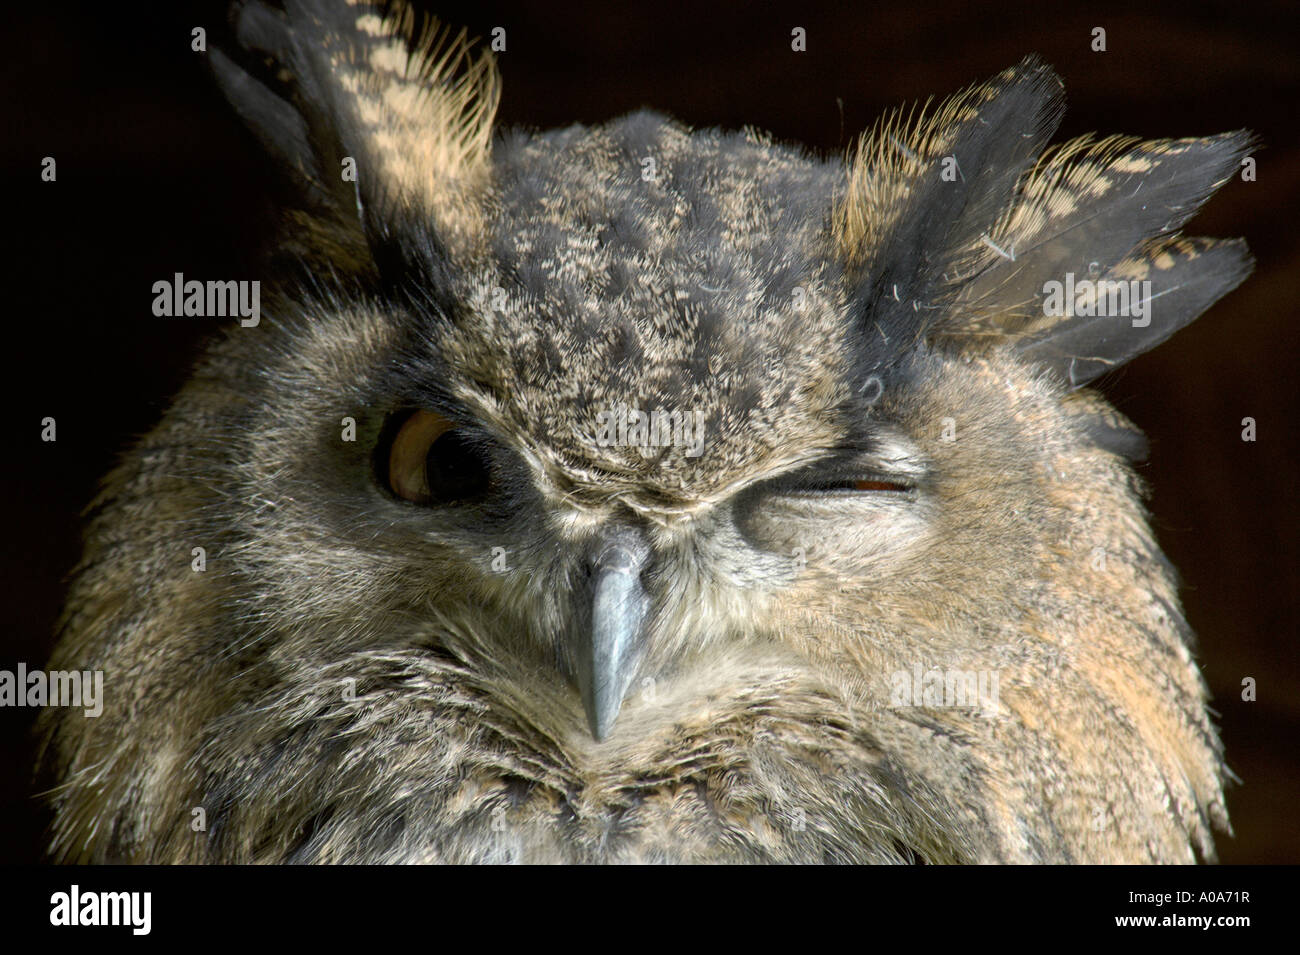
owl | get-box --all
[38,0,1252,864]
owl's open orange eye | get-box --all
[387,410,492,505]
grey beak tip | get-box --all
[586,688,625,742]
[575,526,651,742]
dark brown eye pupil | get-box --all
[425,430,490,501]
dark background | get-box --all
[3,0,1296,864]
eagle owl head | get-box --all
[40,0,1250,863]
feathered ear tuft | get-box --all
[1011,233,1253,387]
[954,131,1254,387]
[833,56,1065,362]
[836,57,1253,388]
[210,0,500,278]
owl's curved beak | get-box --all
[574,526,651,741]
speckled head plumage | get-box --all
[39,0,1251,863]
[435,113,856,512]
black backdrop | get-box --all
[3,0,1296,864]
